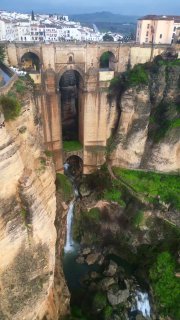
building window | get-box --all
[145,38,148,42]
[174,27,176,31]
[146,31,149,36]
[160,34,162,39]
[147,24,150,29]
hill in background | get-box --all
[70,11,138,35]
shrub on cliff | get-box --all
[0,45,5,62]
[150,251,180,319]
[0,95,21,120]
[127,64,149,86]
[56,173,73,202]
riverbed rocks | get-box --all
[107,287,130,306]
[104,260,118,277]
[76,256,85,264]
[86,252,100,265]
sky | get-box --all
[0,0,180,16]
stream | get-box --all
[62,162,152,319]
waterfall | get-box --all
[63,161,81,253]
[131,290,151,318]
[64,202,75,252]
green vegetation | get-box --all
[100,51,112,68]
[113,168,180,210]
[155,57,180,67]
[7,76,34,101]
[132,210,144,227]
[40,157,46,166]
[14,79,26,95]
[92,292,107,311]
[103,305,113,320]
[44,149,53,157]
[127,64,149,86]
[18,126,27,134]
[0,45,5,62]
[150,251,180,319]
[62,305,89,320]
[109,63,148,93]
[103,189,126,207]
[73,207,101,243]
[20,208,27,220]
[102,34,114,42]
[56,173,73,202]
[63,140,83,152]
[149,102,180,142]
[0,95,21,121]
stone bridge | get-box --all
[5,42,176,173]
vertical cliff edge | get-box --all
[0,88,69,319]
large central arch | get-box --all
[59,69,84,144]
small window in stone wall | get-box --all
[69,56,73,63]
[160,34,162,39]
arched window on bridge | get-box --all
[99,51,116,71]
[21,52,40,72]
[59,70,83,144]
[69,56,73,63]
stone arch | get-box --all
[99,50,116,70]
[20,51,41,71]
[57,65,85,86]
[64,155,83,177]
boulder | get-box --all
[98,254,105,265]
[82,247,91,255]
[86,253,100,265]
[136,314,146,320]
[107,288,130,306]
[90,271,100,279]
[99,277,116,291]
[76,256,85,264]
[104,260,118,277]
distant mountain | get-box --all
[70,11,139,24]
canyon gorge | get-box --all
[0,44,179,320]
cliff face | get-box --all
[0,94,69,319]
[110,63,180,172]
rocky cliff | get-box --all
[110,58,180,172]
[0,88,69,319]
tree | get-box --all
[150,251,180,319]
[103,34,114,42]
[0,45,5,63]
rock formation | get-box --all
[111,64,180,172]
[0,93,69,319]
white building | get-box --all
[0,10,105,43]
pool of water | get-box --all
[63,244,100,291]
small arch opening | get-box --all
[21,52,40,71]
[69,56,73,63]
[99,51,116,70]
[64,155,83,179]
